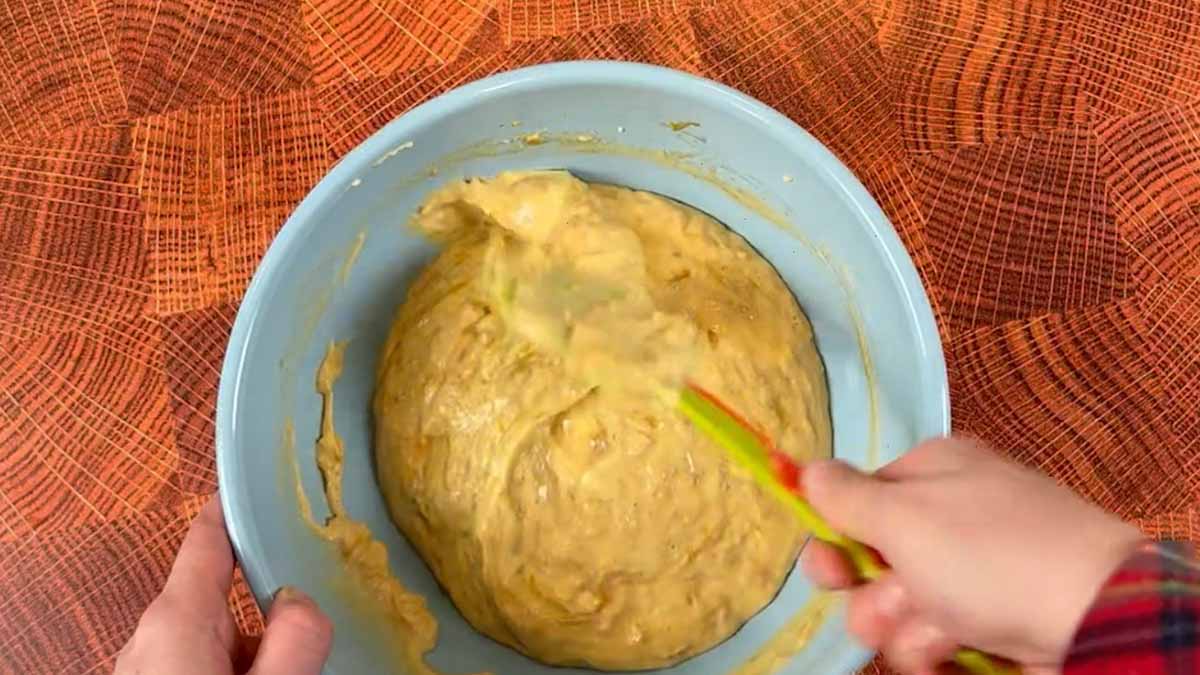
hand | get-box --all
[802,437,1143,675]
[115,495,333,675]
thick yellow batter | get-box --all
[373,171,832,670]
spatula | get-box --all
[677,383,1017,675]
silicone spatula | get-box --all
[676,383,1018,675]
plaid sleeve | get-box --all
[1064,541,1200,675]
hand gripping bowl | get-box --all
[216,61,950,675]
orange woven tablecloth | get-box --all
[1,0,1197,672]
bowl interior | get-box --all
[218,62,949,675]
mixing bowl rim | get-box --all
[216,58,950,669]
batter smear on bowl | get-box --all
[303,341,464,675]
[373,171,832,669]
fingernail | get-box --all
[274,585,312,606]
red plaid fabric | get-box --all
[1065,542,1200,674]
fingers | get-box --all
[843,576,956,675]
[164,496,235,613]
[116,495,330,675]
[124,495,239,661]
[806,439,988,547]
[883,617,956,675]
[249,586,333,675]
[803,460,889,545]
[801,539,857,589]
[114,498,240,675]
[845,574,912,649]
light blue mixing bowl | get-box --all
[217,61,949,675]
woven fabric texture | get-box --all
[1,0,1197,672]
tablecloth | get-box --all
[1,0,1197,672]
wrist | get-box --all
[1044,524,1145,665]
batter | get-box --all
[374,171,832,670]
[306,341,451,675]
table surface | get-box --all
[1,0,1198,672]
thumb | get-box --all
[804,460,889,546]
[249,586,333,675]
